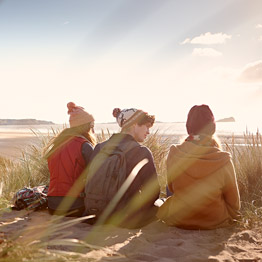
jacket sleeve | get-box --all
[166,146,176,193]
[223,160,241,218]
[81,142,94,165]
[90,143,102,161]
[130,147,160,208]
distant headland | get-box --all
[0,119,55,125]
[216,117,235,123]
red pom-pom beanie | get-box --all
[67,102,94,128]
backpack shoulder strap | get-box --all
[102,135,140,155]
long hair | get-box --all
[185,134,221,149]
[44,123,96,159]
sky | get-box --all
[1,0,262,125]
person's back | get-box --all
[44,102,96,217]
[157,105,241,229]
[84,108,160,228]
[48,136,92,197]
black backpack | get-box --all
[84,136,139,218]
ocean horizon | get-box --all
[0,121,260,141]
[0,121,261,159]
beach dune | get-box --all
[0,210,262,261]
[1,128,262,261]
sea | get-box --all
[0,121,260,145]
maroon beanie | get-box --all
[186,105,216,135]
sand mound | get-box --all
[1,209,262,261]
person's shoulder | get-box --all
[217,148,232,163]
[93,137,112,152]
[67,136,87,148]
[94,140,106,150]
[73,135,90,145]
[82,141,94,151]
[169,144,178,151]
[133,144,153,158]
[139,144,151,152]
[210,145,231,159]
[168,143,179,155]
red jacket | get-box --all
[48,136,87,197]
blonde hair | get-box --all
[185,134,222,149]
[44,123,96,159]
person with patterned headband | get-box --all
[44,102,96,217]
[84,108,160,228]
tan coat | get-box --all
[157,141,240,229]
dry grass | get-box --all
[143,131,170,196]
[225,131,262,228]
[1,130,262,225]
[1,129,262,260]
[0,131,53,208]
[0,130,165,261]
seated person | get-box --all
[84,108,160,228]
[157,105,240,229]
[44,102,96,217]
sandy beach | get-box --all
[0,209,262,261]
[1,131,262,261]
[0,130,243,161]
[0,132,41,159]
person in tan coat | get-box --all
[157,105,240,229]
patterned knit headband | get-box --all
[113,108,144,128]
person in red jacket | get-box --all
[44,102,96,217]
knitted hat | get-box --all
[67,102,94,128]
[186,104,216,135]
[112,108,145,128]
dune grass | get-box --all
[1,130,262,222]
[0,131,51,209]
[1,129,262,260]
[0,130,170,261]
[225,131,262,228]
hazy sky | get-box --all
[1,0,262,124]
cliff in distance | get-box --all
[0,119,54,125]
[216,117,235,122]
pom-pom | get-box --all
[67,102,76,114]
[112,108,121,118]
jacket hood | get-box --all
[167,141,231,179]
